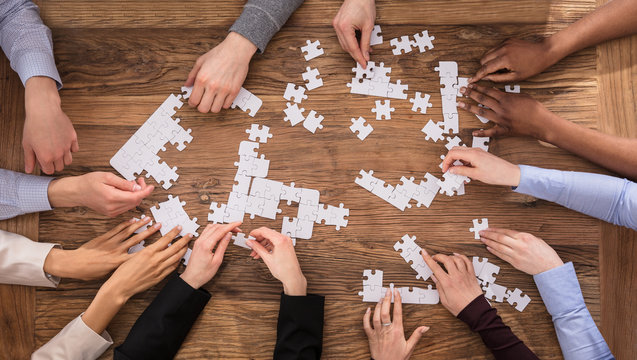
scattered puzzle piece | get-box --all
[300,39,324,61]
[409,92,432,114]
[421,119,445,142]
[412,30,435,52]
[302,66,323,91]
[371,100,395,120]
[370,25,383,45]
[246,124,273,143]
[283,83,308,103]
[470,218,489,239]
[506,288,531,312]
[350,116,374,140]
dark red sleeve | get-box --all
[457,295,539,360]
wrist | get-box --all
[101,277,133,304]
[226,31,258,59]
[25,77,61,111]
[48,176,83,208]
[180,272,205,290]
[43,248,69,278]
[540,113,571,144]
[283,275,307,296]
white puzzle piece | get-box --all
[371,100,394,120]
[302,67,323,91]
[506,288,531,312]
[412,30,435,52]
[303,110,324,133]
[350,116,373,140]
[409,92,432,114]
[283,102,306,126]
[421,120,445,142]
[283,83,308,103]
[390,36,414,55]
[300,39,324,61]
[246,124,273,143]
[370,25,383,45]
[470,218,489,239]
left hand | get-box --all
[421,250,483,316]
[185,32,257,113]
[23,76,79,174]
[364,289,429,360]
[332,0,376,68]
[47,172,154,217]
[180,222,241,289]
[458,83,560,141]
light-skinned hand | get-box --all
[246,227,307,296]
[332,0,376,68]
[47,172,154,217]
[23,76,79,174]
[457,83,561,141]
[469,38,559,83]
[441,147,521,187]
[364,289,429,360]
[180,222,241,289]
[185,32,257,113]
[421,250,483,316]
[43,217,161,280]
[82,225,190,334]
[479,228,564,275]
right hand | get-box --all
[246,227,307,296]
[332,0,376,68]
[470,38,558,83]
[421,250,483,316]
[364,289,429,360]
[179,222,241,289]
[102,225,191,301]
[441,147,521,187]
[43,217,160,280]
[479,228,564,275]
[48,172,154,217]
[185,32,257,113]
[23,76,79,174]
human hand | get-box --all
[479,228,563,275]
[364,289,429,360]
[43,217,160,280]
[23,76,79,174]
[458,83,561,140]
[47,172,154,217]
[185,32,257,113]
[470,38,560,83]
[421,250,483,316]
[101,225,191,301]
[180,222,241,289]
[332,0,376,68]
[246,227,307,296]
[441,147,520,187]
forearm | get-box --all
[546,0,637,63]
[229,0,305,53]
[274,293,324,360]
[457,295,538,360]
[0,229,59,287]
[32,314,113,360]
[0,0,62,87]
[534,263,614,360]
[83,283,128,334]
[544,117,637,181]
[514,165,637,230]
[47,176,83,208]
[0,168,53,219]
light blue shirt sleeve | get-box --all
[0,0,62,88]
[514,165,637,231]
[534,262,614,360]
[0,169,53,220]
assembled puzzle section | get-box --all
[389,30,434,55]
[357,269,440,304]
[355,170,440,210]
[230,87,263,117]
[150,195,200,238]
[347,61,409,99]
[394,234,433,281]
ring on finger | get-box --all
[382,322,392,327]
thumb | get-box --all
[473,126,507,138]
[23,145,36,173]
[105,173,140,192]
[448,165,479,180]
[406,326,429,351]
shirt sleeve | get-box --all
[0,229,59,287]
[0,0,62,88]
[229,0,305,53]
[273,293,324,360]
[113,274,211,360]
[533,262,614,360]
[31,314,113,360]
[514,165,637,231]
[457,295,539,360]
[0,169,54,220]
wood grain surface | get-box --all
[0,0,633,359]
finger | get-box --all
[457,254,474,274]
[441,147,479,172]
[421,248,450,281]
[207,222,242,249]
[406,326,429,353]
[472,126,508,138]
[211,232,231,266]
[23,146,36,173]
[461,86,501,110]
[480,236,514,257]
[363,307,373,337]
[223,88,240,109]
[71,139,80,153]
[380,288,392,325]
[53,158,64,173]
[486,245,510,263]
[471,83,506,102]
[159,234,191,261]
[185,60,202,87]
[372,297,382,330]
[451,253,467,272]
[343,27,367,67]
[246,238,271,262]
[392,289,403,329]
[431,274,448,304]
[189,76,205,107]
[152,225,183,250]
[483,227,520,238]
[122,221,161,249]
[162,245,189,270]
[471,57,510,84]
[457,101,500,123]
[107,173,139,191]
[63,150,73,166]
[480,228,519,246]
[359,25,373,62]
[432,254,459,276]
[483,72,520,83]
[210,89,228,113]
[197,89,215,113]
[102,218,139,239]
[480,45,505,65]
[249,227,286,245]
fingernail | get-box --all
[130,218,137,223]
[366,307,370,313]
[422,326,430,333]
[468,83,475,88]
[133,184,141,191]
[472,131,479,136]
[177,225,182,231]
[468,77,473,82]
[153,223,161,228]
[449,168,456,174]
[453,252,460,256]
[422,248,429,256]
[458,102,466,108]
[460,87,466,94]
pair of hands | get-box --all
[48,172,154,217]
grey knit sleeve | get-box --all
[229,0,305,53]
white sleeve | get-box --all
[0,229,59,287]
[31,314,113,360]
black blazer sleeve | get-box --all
[113,273,211,360]
[273,293,325,360]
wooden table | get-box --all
[1,1,635,359]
